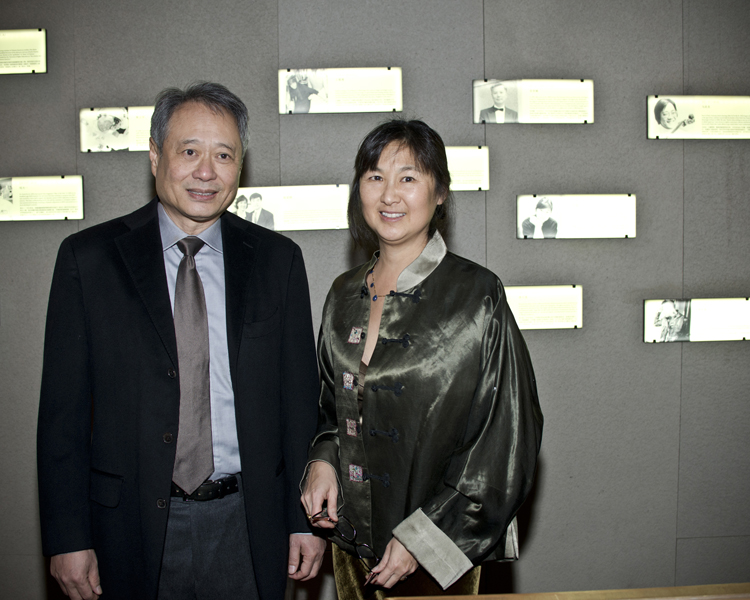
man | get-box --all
[245,192,275,230]
[479,82,518,123]
[37,82,325,600]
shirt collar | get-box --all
[364,230,447,292]
[157,202,223,254]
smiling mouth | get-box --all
[381,211,406,218]
[189,189,218,198]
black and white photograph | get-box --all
[520,197,557,238]
[645,299,691,342]
[282,69,327,114]
[0,28,46,74]
[231,193,275,230]
[516,194,637,239]
[277,67,402,114]
[228,184,348,231]
[80,107,130,152]
[647,95,750,139]
[0,177,13,215]
[473,79,519,123]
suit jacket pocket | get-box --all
[90,469,123,508]
[243,307,281,338]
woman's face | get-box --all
[659,103,678,129]
[359,141,443,250]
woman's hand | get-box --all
[301,461,339,529]
[366,538,418,588]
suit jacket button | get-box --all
[163,433,173,443]
[157,498,167,509]
[167,368,177,379]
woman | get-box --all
[522,197,558,238]
[302,120,543,598]
[654,98,694,133]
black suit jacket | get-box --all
[479,105,518,123]
[37,199,319,600]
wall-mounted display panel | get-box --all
[516,194,636,239]
[505,285,583,330]
[80,106,154,152]
[0,175,83,221]
[278,68,402,114]
[227,184,348,231]
[473,79,594,124]
[446,146,490,191]
[647,96,750,139]
[644,298,750,343]
[0,29,46,74]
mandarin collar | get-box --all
[363,230,447,292]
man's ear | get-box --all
[148,138,159,177]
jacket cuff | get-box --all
[392,508,473,589]
[299,439,345,515]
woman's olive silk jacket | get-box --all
[307,233,543,588]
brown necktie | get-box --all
[172,236,214,495]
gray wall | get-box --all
[1,1,749,597]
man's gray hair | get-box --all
[150,82,250,157]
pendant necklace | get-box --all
[368,266,378,302]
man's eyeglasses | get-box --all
[311,510,380,572]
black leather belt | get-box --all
[171,475,239,501]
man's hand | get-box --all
[301,461,339,529]
[366,538,418,589]
[50,549,102,600]
[287,534,326,581]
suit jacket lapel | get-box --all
[115,199,179,367]
[222,214,259,380]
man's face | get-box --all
[491,85,507,106]
[149,102,242,234]
[248,195,262,212]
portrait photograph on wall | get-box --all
[647,95,750,139]
[0,28,46,74]
[278,67,402,114]
[644,298,750,343]
[79,106,154,152]
[228,184,349,231]
[0,175,83,221]
[473,79,594,124]
[505,284,583,330]
[516,194,636,239]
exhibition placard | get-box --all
[647,95,750,139]
[228,184,349,231]
[445,146,490,191]
[80,106,154,152]
[0,175,83,221]
[278,68,403,114]
[505,285,583,330]
[644,298,750,343]
[516,194,636,239]
[473,79,594,124]
[0,29,46,74]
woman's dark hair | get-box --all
[348,119,453,249]
[653,98,676,124]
